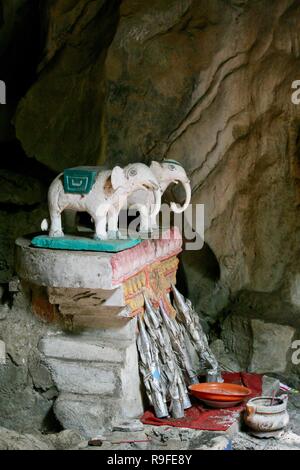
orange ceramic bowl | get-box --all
[188,383,251,402]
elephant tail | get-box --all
[41,219,49,231]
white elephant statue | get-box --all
[41,163,161,240]
[127,159,191,232]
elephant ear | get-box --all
[150,161,161,174]
[111,166,126,191]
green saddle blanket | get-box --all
[64,166,101,194]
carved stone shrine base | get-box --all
[15,228,182,437]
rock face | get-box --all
[249,320,295,374]
[0,291,59,433]
[0,427,85,450]
[220,314,296,376]
[0,203,48,283]
[0,169,45,205]
[102,0,300,320]
[0,0,41,142]
[0,0,50,283]
[0,427,52,451]
[15,0,121,171]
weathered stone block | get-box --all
[249,320,295,374]
[221,315,252,369]
[39,335,126,363]
[44,358,119,396]
[54,394,123,438]
[40,328,143,434]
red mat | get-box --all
[141,372,262,432]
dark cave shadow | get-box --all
[176,241,221,299]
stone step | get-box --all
[54,394,126,438]
[39,335,132,363]
[39,325,143,435]
[70,312,131,329]
[44,357,122,396]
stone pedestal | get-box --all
[15,228,182,437]
[39,330,141,437]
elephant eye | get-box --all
[168,164,175,171]
[128,168,137,177]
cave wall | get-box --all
[1,0,300,430]
[101,0,300,318]
[15,0,121,171]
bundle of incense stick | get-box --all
[171,284,222,383]
[136,287,221,418]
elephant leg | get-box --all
[49,210,64,237]
[94,215,108,240]
[129,203,149,232]
[107,210,120,239]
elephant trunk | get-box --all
[170,180,191,214]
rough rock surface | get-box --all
[219,315,297,378]
[0,291,59,432]
[0,169,45,206]
[232,429,300,451]
[1,422,300,450]
[0,424,232,450]
[0,427,52,451]
[0,427,86,450]
[44,429,86,450]
[0,203,48,283]
[249,320,295,374]
[15,0,121,171]
[1,384,300,450]
[0,0,41,142]
[101,0,300,325]
[221,315,253,370]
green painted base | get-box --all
[31,234,141,252]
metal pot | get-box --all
[244,395,289,433]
